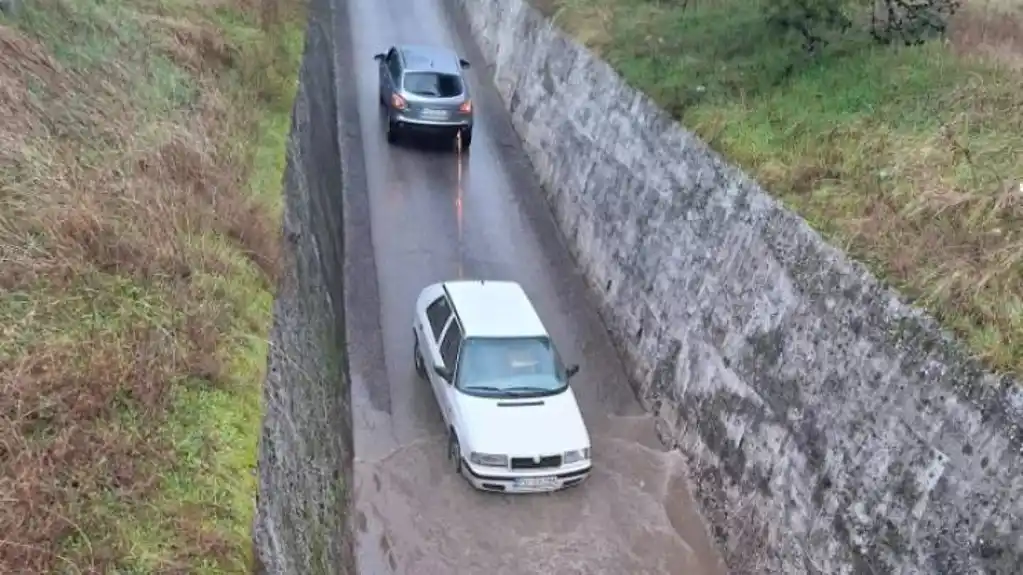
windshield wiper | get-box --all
[501,386,555,394]
[463,385,503,392]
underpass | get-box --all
[334,0,726,572]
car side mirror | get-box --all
[566,364,580,379]
[373,53,385,61]
[433,364,452,382]
[459,58,470,69]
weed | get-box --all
[0,0,303,571]
[542,0,1023,377]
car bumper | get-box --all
[460,459,592,493]
[391,112,472,131]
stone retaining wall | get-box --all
[450,0,1023,571]
[252,0,355,572]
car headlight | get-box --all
[563,447,591,464]
[469,452,508,467]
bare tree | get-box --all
[766,0,961,53]
[767,0,854,54]
[870,0,962,45]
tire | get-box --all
[386,120,398,144]
[458,128,472,151]
[448,431,462,475]
[413,334,426,378]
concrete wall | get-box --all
[252,0,356,572]
[450,0,1023,572]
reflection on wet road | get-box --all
[338,0,727,572]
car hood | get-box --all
[454,387,590,456]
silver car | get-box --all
[374,44,474,150]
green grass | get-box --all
[0,0,304,571]
[249,113,293,216]
[547,0,1023,376]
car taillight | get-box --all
[459,99,472,113]
[391,93,407,110]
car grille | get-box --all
[510,454,562,470]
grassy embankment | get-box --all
[539,0,1023,376]
[1,0,303,572]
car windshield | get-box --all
[457,336,568,397]
[403,72,463,98]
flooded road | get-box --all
[334,0,727,572]
[353,417,721,574]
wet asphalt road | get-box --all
[337,0,727,573]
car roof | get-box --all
[397,44,462,75]
[443,280,548,339]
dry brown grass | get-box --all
[0,0,302,571]
[950,0,1023,68]
[545,0,616,52]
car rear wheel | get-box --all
[385,119,398,144]
[458,128,472,151]
[413,334,426,378]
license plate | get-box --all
[515,476,558,488]
[421,108,448,120]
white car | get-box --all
[412,279,592,493]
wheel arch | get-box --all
[448,425,460,450]
[448,425,463,459]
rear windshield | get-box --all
[403,72,463,98]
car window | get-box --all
[456,336,568,395]
[402,72,463,98]
[386,49,401,79]
[439,319,463,373]
[425,296,451,341]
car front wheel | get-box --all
[448,432,462,475]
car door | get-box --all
[421,295,452,409]
[383,48,401,102]
[378,47,393,101]
[436,317,464,426]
